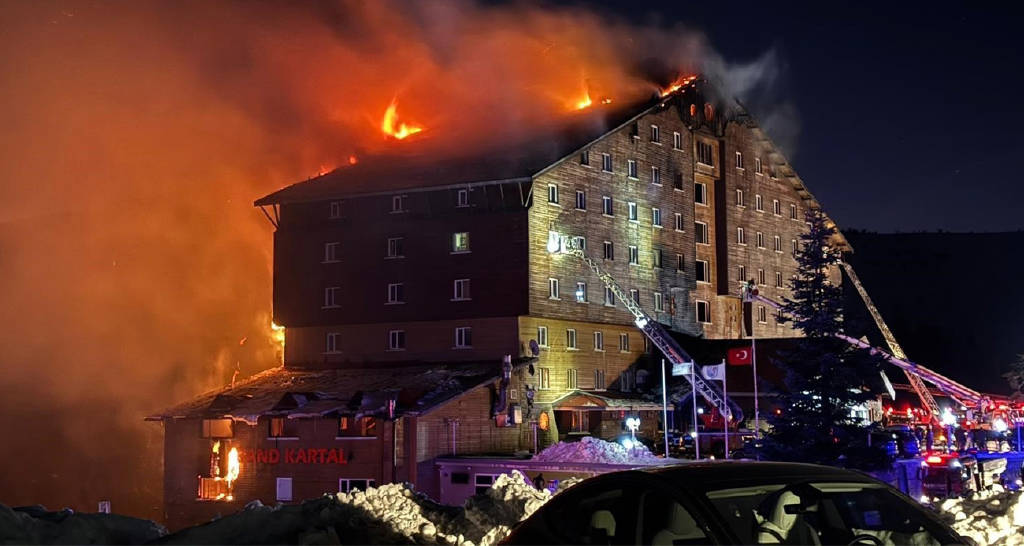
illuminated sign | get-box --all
[237,447,347,465]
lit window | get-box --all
[628,202,638,221]
[547,184,558,204]
[452,232,470,253]
[790,204,798,219]
[773,200,781,216]
[566,329,577,350]
[386,237,404,258]
[602,240,614,260]
[329,201,342,219]
[388,329,405,350]
[696,260,709,283]
[755,194,764,211]
[453,278,471,301]
[323,287,340,309]
[619,333,630,351]
[775,271,783,288]
[386,283,404,304]
[676,254,684,271]
[696,300,711,324]
[650,125,660,143]
[537,326,548,347]
[672,131,682,150]
[323,242,340,263]
[325,332,340,353]
[575,281,587,303]
[269,417,294,438]
[602,195,614,216]
[652,207,662,227]
[694,182,707,205]
[580,150,590,166]
[758,305,768,323]
[653,248,663,268]
[538,368,551,389]
[454,327,472,348]
[773,235,782,252]
[604,286,616,306]
[548,278,560,299]
[654,292,664,312]
[695,222,709,244]
[575,190,586,210]
[651,166,661,185]
[736,188,745,207]
[594,331,604,351]
[567,368,578,389]
[456,189,470,207]
[758,268,766,286]
[756,232,765,248]
[755,157,763,175]
[628,245,639,265]
[601,153,612,172]
[696,141,714,166]
[735,151,744,169]
[391,195,407,213]
[737,227,746,245]
[674,212,684,231]
[627,159,638,179]
[738,265,747,283]
[594,369,606,390]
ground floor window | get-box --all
[475,474,500,495]
[276,477,292,501]
[339,478,377,493]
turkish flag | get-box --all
[727,346,753,365]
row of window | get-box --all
[326,278,473,308]
[199,417,377,440]
[547,278,676,313]
[324,326,474,353]
[578,129,686,173]
[533,366,606,391]
[322,232,472,264]
[735,228,797,253]
[272,477,377,502]
[737,265,790,289]
[733,151,769,176]
[536,325,630,353]
[734,189,801,218]
[329,188,479,220]
[548,186,704,224]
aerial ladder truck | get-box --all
[547,231,743,421]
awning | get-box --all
[551,390,664,411]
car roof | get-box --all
[638,461,878,489]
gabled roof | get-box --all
[146,359,534,424]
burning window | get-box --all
[696,300,711,324]
[198,440,240,501]
[704,103,714,121]
[451,232,470,253]
[454,327,472,348]
[269,417,298,439]
[201,419,233,439]
[694,182,707,205]
[338,416,377,437]
[696,260,709,283]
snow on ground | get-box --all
[933,488,1024,546]
[532,435,666,464]
[0,504,167,544]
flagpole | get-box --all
[692,362,700,460]
[661,358,669,458]
[723,358,729,460]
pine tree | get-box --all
[1002,354,1024,400]
[762,209,883,465]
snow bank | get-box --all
[934,489,1024,546]
[533,435,665,464]
[0,504,166,544]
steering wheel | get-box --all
[847,534,884,546]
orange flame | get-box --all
[348,155,358,165]
[380,98,423,140]
[660,75,698,97]
[271,321,284,364]
[225,447,240,485]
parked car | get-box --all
[503,461,969,545]
[885,425,922,458]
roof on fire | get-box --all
[146,358,534,425]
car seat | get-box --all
[652,502,705,545]
[588,509,617,543]
[755,490,822,545]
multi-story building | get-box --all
[150,78,847,527]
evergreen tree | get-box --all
[1002,354,1024,400]
[762,209,883,465]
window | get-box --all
[450,232,468,253]
[602,240,614,260]
[391,194,407,213]
[673,173,684,190]
[758,268,766,286]
[628,245,639,264]
[568,410,589,433]
[628,202,638,221]
[594,369,606,390]
[386,283,404,304]
[672,131,682,150]
[575,189,586,210]
[758,305,768,323]
[696,260,709,283]
[548,278,560,299]
[629,289,640,304]
[653,248,663,268]
[386,237,404,258]
[276,477,293,502]
[773,199,781,216]
[676,254,684,271]
[453,278,471,301]
[572,236,586,251]
[329,201,342,219]
[566,329,577,350]
[652,207,662,227]
[773,235,782,252]
[755,194,764,211]
[323,242,340,263]
[325,332,340,353]
[696,300,711,323]
[738,265,747,283]
[654,292,664,312]
[695,222,709,244]
[694,182,707,205]
[339,416,377,437]
[456,189,470,207]
[323,286,340,309]
[594,331,604,351]
[200,419,233,438]
[604,286,615,306]
[737,227,746,245]
[651,166,661,185]
[601,153,612,172]
[454,327,472,348]
[602,195,613,216]
[650,124,660,142]
[269,417,297,439]
[735,151,744,169]
[696,141,714,166]
[775,271,783,288]
[339,479,376,493]
[619,333,630,351]
[537,326,548,347]
[388,329,405,350]
[567,368,578,389]
[756,231,765,248]
[736,188,745,207]
[627,159,638,179]
[790,203,798,219]
[580,150,589,166]
[575,281,587,303]
[792,239,799,254]
[674,212,684,231]
[755,157,763,175]
[547,184,559,204]
[538,367,551,389]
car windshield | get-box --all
[703,481,946,545]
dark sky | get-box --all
[593,0,1024,232]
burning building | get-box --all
[150,78,846,528]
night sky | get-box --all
[596,0,1024,232]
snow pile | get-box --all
[533,435,665,464]
[0,504,166,544]
[449,472,552,545]
[934,489,1024,546]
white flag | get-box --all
[702,363,726,382]
[671,361,693,377]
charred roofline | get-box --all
[253,176,531,207]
